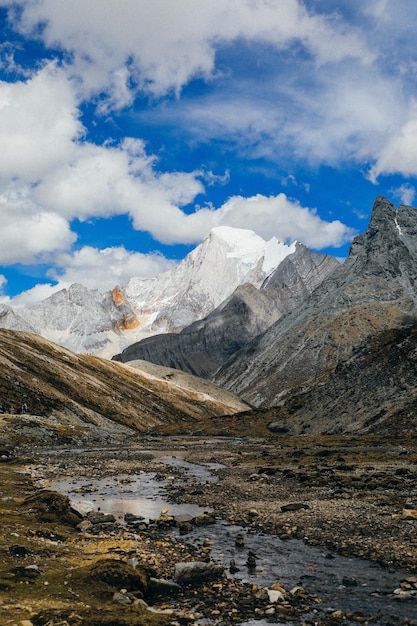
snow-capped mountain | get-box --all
[0,227,297,357]
[123,226,295,335]
[112,243,340,378]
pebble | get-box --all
[113,591,132,604]
[21,439,417,625]
[267,588,285,603]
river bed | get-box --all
[41,446,417,625]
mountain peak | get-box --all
[208,225,261,241]
[367,195,398,237]
[204,226,297,276]
[345,196,417,280]
[1,224,301,356]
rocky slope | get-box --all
[0,227,296,358]
[261,322,417,435]
[198,322,417,436]
[113,244,339,378]
[214,196,417,407]
[0,329,249,445]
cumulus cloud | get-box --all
[35,142,352,246]
[49,245,176,289]
[34,138,205,232]
[0,182,76,264]
[391,183,416,206]
[3,0,373,103]
[368,115,417,182]
[3,0,414,306]
[8,192,351,308]
[180,193,356,249]
[0,274,8,303]
[0,63,204,263]
[0,54,355,265]
[9,282,65,308]
[0,63,82,180]
[10,245,177,308]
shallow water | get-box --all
[49,450,416,625]
[185,521,411,621]
[50,470,211,523]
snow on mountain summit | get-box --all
[1,226,298,357]
[122,226,296,344]
[208,226,296,275]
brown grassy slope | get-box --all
[0,329,248,441]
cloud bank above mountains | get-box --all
[1,0,417,304]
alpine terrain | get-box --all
[112,195,417,436]
[0,328,249,446]
[113,243,339,378]
[0,227,297,358]
[208,196,417,434]
[1,197,417,626]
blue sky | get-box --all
[1,0,417,306]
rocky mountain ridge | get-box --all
[113,243,339,378]
[214,196,417,408]
[134,195,417,437]
[1,196,417,439]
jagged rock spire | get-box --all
[346,196,417,281]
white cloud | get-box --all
[50,245,176,289]
[368,115,417,182]
[4,0,373,103]
[34,139,205,229]
[0,274,8,304]
[164,193,356,248]
[286,68,404,166]
[0,0,406,298]
[34,145,354,246]
[0,63,82,180]
[167,59,404,169]
[10,245,177,308]
[391,183,416,206]
[7,193,353,308]
[0,62,206,262]
[0,182,76,264]
[9,282,65,308]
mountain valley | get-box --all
[1,197,417,626]
[2,196,417,438]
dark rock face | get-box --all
[214,196,417,407]
[113,284,277,377]
[113,244,339,378]
[262,241,339,314]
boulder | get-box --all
[174,561,224,585]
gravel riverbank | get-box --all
[0,434,416,625]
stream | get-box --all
[44,448,416,625]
